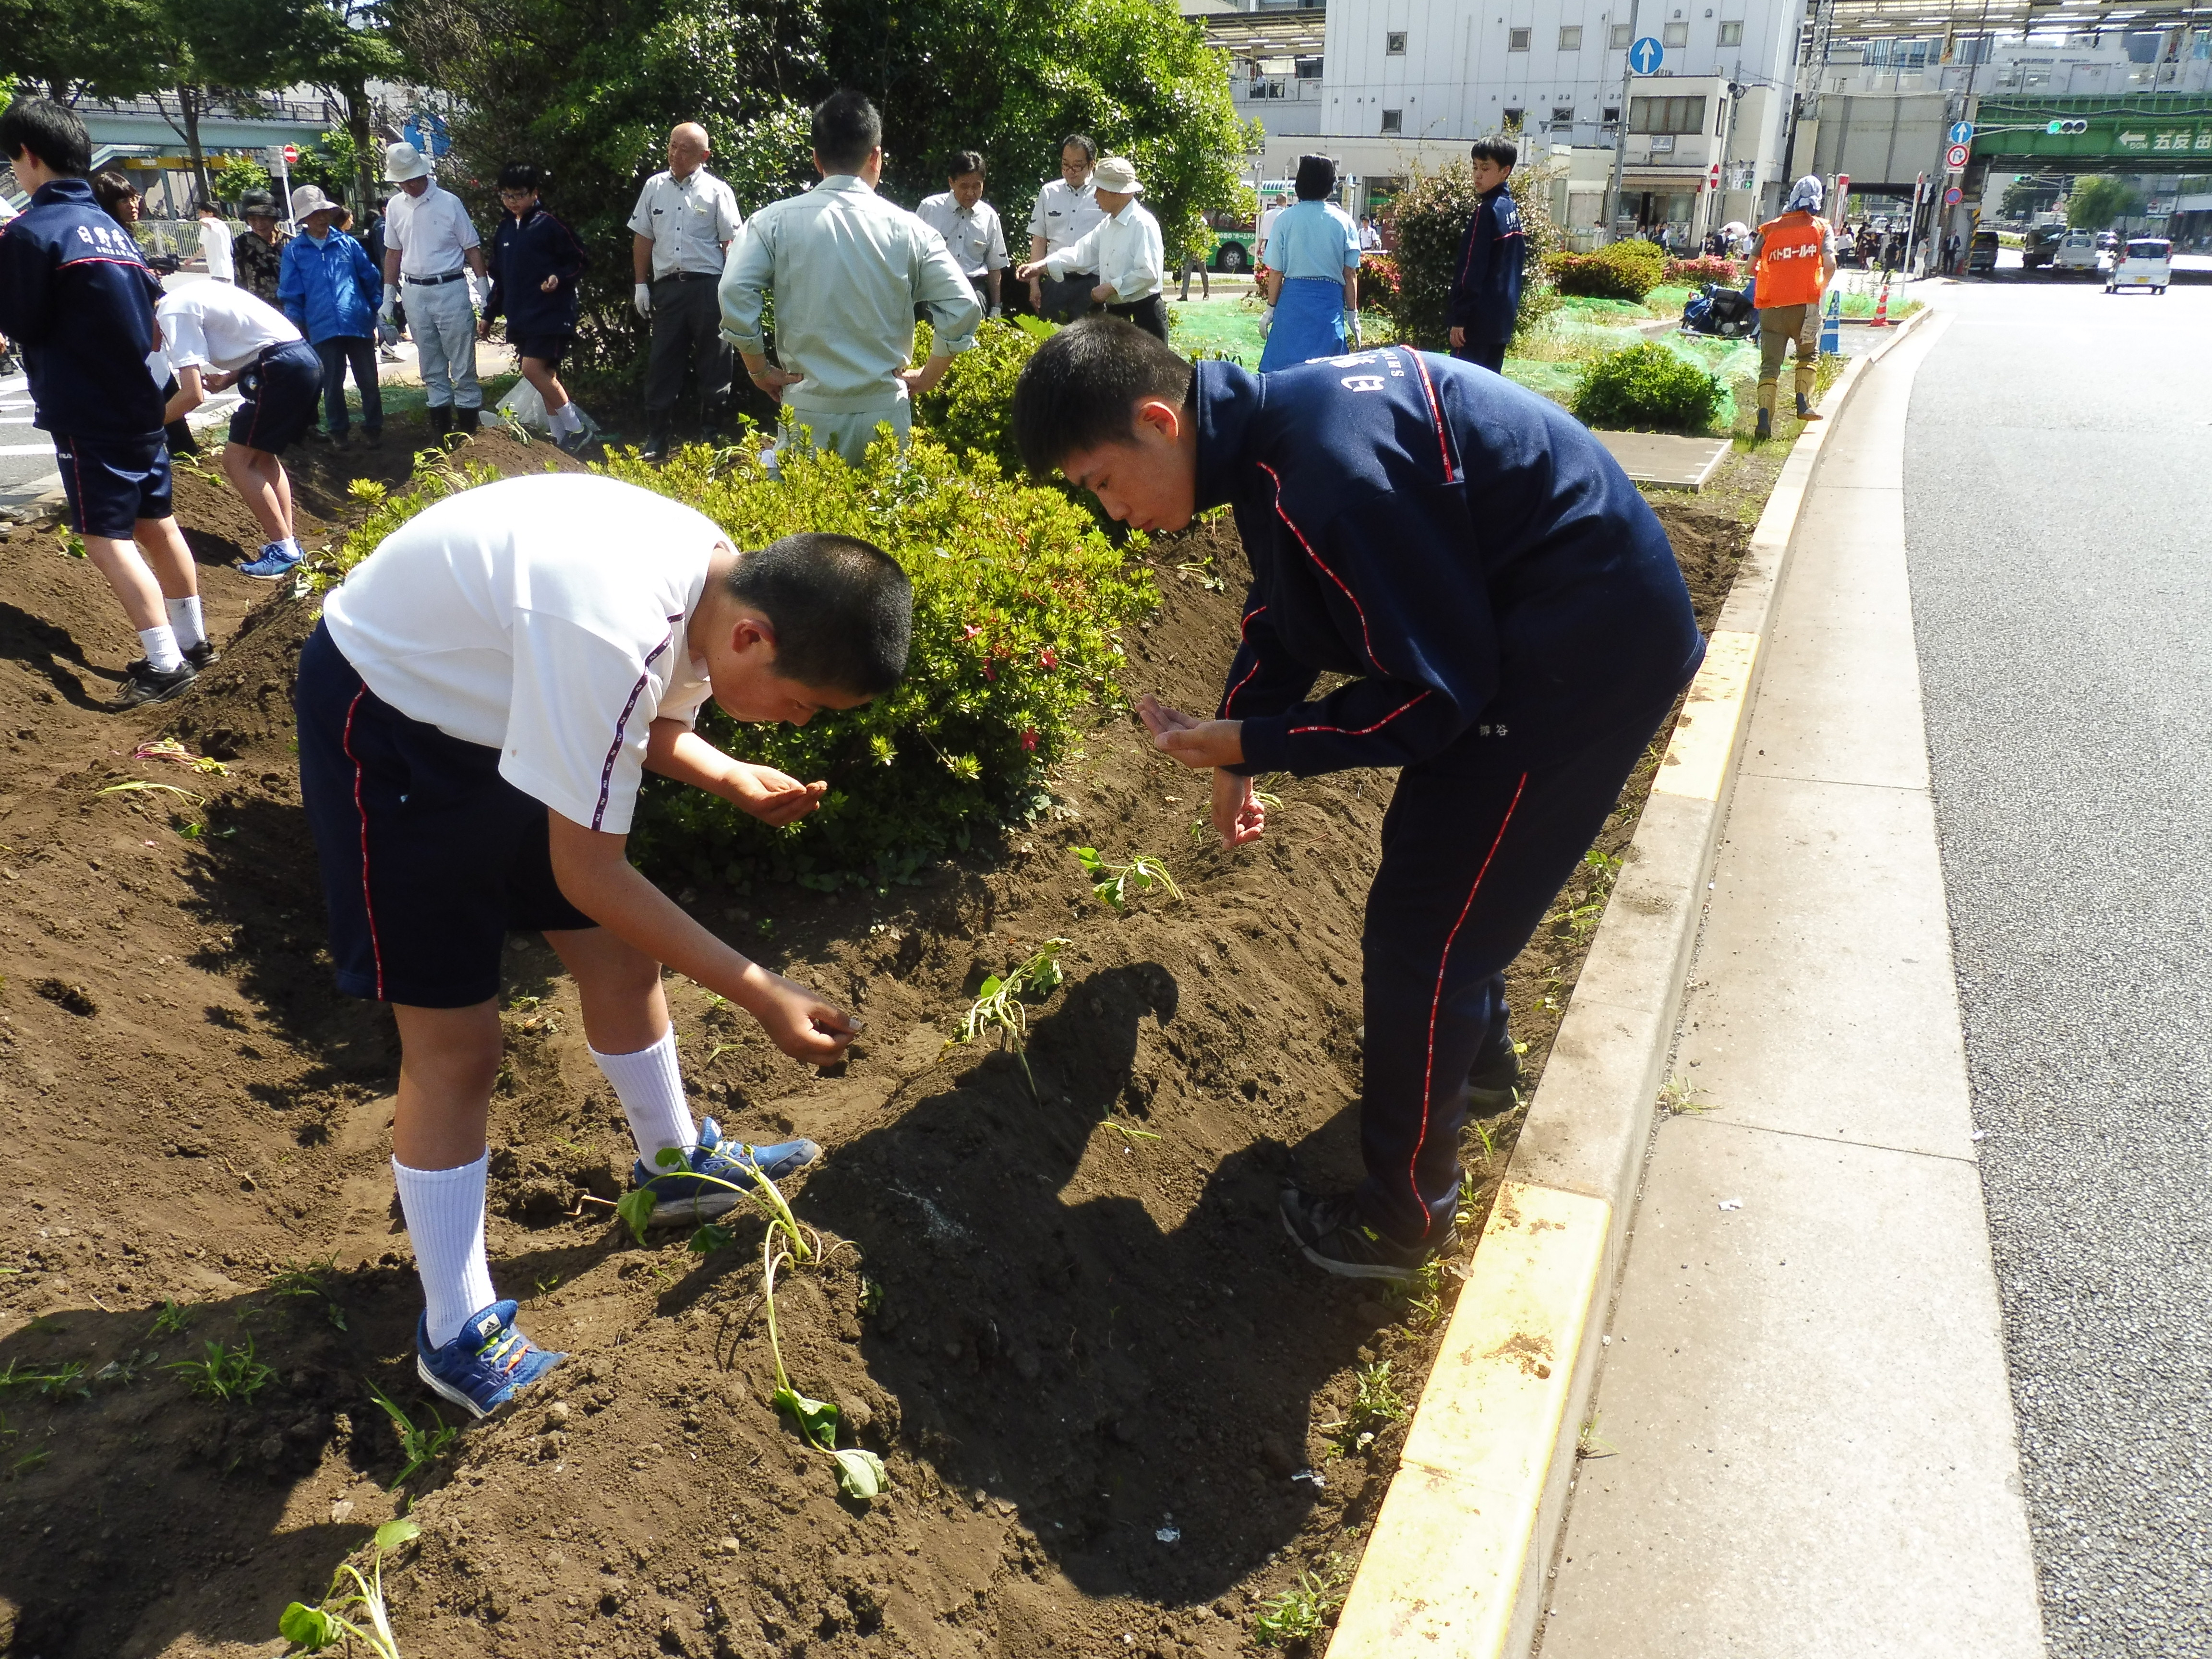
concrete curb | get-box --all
[1327,306,1933,1659]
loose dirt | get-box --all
[0,429,1749,1659]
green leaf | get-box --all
[772,1385,840,1450]
[280,1602,338,1648]
[832,1447,889,1501]
[614,1186,657,1247]
[976,974,1004,1000]
[373,1517,422,1553]
[688,1222,733,1256]
[1073,846,1103,873]
[653,1146,688,1169]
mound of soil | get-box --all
[0,439,1748,1659]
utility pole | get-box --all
[1603,0,1643,244]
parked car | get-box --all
[1966,228,2000,275]
[2022,223,2068,270]
[2054,229,2102,274]
[2106,237,2172,294]
[2095,229,2120,252]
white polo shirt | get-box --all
[155,282,301,373]
[627,168,742,278]
[915,192,1009,279]
[1028,175,1107,263]
[385,181,481,279]
[322,475,724,836]
[1042,198,1165,303]
[200,217,235,282]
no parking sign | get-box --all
[1944,186,1963,206]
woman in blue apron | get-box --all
[1257,155,1363,371]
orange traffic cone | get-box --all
[1871,275,1891,328]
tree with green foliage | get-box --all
[1383,152,1563,352]
[2065,174,2146,231]
[1999,173,2059,221]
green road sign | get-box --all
[1976,94,2212,169]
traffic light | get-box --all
[2045,119,2089,135]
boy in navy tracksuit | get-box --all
[1012,319,1703,1278]
[1446,137,1526,373]
[0,98,213,707]
[480,162,594,452]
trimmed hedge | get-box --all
[911,315,1056,478]
[1571,342,1725,433]
[1550,239,1667,302]
[1664,254,1741,286]
[1359,252,1400,317]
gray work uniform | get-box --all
[628,168,743,428]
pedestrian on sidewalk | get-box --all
[481,162,595,454]
[233,189,287,304]
[1011,319,1704,1278]
[1025,135,1107,322]
[293,472,900,1417]
[1749,175,1838,440]
[278,183,384,451]
[1255,153,1361,370]
[1446,137,1525,373]
[1014,156,1167,342]
[916,151,1009,319]
[628,122,742,462]
[195,197,234,283]
[156,279,321,581]
[378,140,487,437]
[0,97,212,708]
[720,90,979,468]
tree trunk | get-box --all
[339,82,378,216]
[180,86,210,208]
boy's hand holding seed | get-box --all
[1136,694,1262,849]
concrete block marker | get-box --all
[1325,308,1931,1659]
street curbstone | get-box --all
[1326,305,1932,1659]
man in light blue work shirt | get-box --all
[720,90,980,467]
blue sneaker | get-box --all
[415,1300,564,1419]
[238,542,302,581]
[629,1118,821,1226]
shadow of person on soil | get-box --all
[796,962,1390,1609]
[0,1246,592,1659]
[0,597,120,709]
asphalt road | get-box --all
[1905,279,2212,1654]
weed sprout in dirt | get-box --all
[949,936,1069,1098]
[280,1517,420,1659]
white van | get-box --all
[2107,238,2172,294]
[2054,229,2102,274]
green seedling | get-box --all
[1072,847,1182,910]
[347,477,389,505]
[1657,1075,1714,1116]
[278,1516,421,1659]
[95,1349,157,1388]
[615,1145,811,1261]
[365,1383,459,1489]
[949,937,1070,1100]
[0,1359,88,1401]
[1252,1555,1349,1646]
[1577,1412,1618,1460]
[97,779,202,803]
[167,1335,274,1404]
[688,1221,735,1256]
[12,1448,50,1477]
[272,1256,349,1329]
[857,1276,884,1316]
[761,1235,886,1503]
[1391,1258,1448,1332]
[1327,1360,1408,1455]
[1098,1118,1160,1144]
[1253,791,1285,811]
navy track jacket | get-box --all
[0,178,165,440]
[1446,183,1526,346]
[1199,350,1704,776]
[484,205,587,337]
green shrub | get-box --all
[1358,252,1400,316]
[1571,343,1725,433]
[1550,240,1667,302]
[1382,153,1564,349]
[604,435,1155,889]
[910,316,1054,477]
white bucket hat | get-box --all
[289,184,337,220]
[383,140,432,183]
[1091,156,1144,196]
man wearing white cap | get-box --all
[377,140,488,436]
[278,184,385,449]
[1014,156,1166,342]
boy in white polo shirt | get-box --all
[298,472,909,1416]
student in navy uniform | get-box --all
[480,162,596,453]
[1446,138,1526,373]
[1011,319,1703,1278]
[0,98,213,707]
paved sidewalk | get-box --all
[1536,320,2046,1658]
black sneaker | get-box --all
[186,639,219,670]
[1279,1187,1452,1282]
[111,658,197,709]
[1468,1046,1522,1116]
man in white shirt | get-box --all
[376,140,488,435]
[1015,156,1167,341]
[196,199,234,282]
[297,472,905,1418]
[628,122,743,461]
[915,151,1008,319]
[720,91,979,468]
[156,280,321,579]
[1026,134,1108,322]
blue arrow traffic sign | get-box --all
[1628,35,1664,73]
[1948,120,1974,144]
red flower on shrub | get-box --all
[1021,730,1038,753]
[1039,648,1058,670]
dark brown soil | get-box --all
[0,440,1749,1659]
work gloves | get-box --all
[634,282,653,319]
[1348,309,1361,349]
[378,284,398,324]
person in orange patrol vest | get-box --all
[1749,175,1838,440]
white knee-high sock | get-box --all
[164,595,206,650]
[393,1152,498,1347]
[591,1029,697,1170]
[137,625,183,674]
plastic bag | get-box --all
[495,376,551,434]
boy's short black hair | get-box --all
[725,532,911,696]
[498,161,545,192]
[1011,316,1194,476]
[947,150,985,180]
[0,98,92,177]
[1470,137,1518,171]
[812,91,882,174]
[1294,154,1338,201]
[1061,133,1097,163]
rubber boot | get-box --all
[642,421,672,465]
[1796,391,1823,423]
[426,404,452,439]
[455,407,481,433]
[1755,407,1772,440]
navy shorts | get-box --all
[510,333,572,371]
[228,339,323,455]
[54,433,173,539]
[295,621,595,1008]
